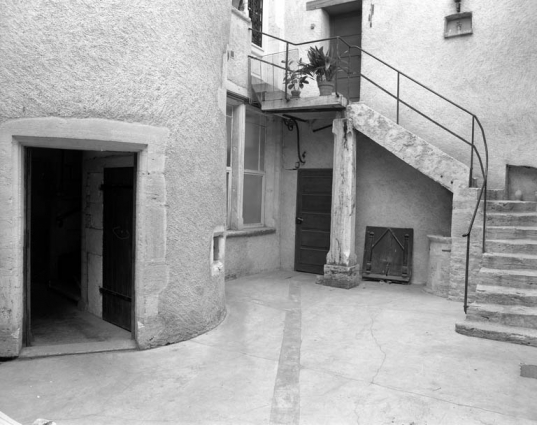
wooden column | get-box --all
[317,118,360,289]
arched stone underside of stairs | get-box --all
[348,103,537,347]
[347,102,482,302]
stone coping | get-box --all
[226,227,276,239]
[427,235,452,244]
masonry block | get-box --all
[142,263,169,295]
[317,264,361,289]
[144,173,167,205]
[145,206,166,261]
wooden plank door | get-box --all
[102,167,134,331]
[23,148,33,346]
[295,169,332,274]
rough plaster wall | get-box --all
[0,0,231,354]
[280,120,334,272]
[225,233,280,280]
[355,133,453,284]
[228,10,252,91]
[361,0,537,189]
[81,152,134,319]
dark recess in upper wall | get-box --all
[306,0,362,15]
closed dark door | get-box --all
[102,167,134,331]
[295,169,332,274]
[330,11,362,102]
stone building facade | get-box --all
[0,1,231,358]
[1,0,536,358]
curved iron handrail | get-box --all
[249,30,489,312]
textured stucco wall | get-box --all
[228,9,252,92]
[0,1,231,356]
[355,133,453,284]
[225,232,280,280]
[361,0,537,189]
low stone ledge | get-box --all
[225,227,276,239]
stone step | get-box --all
[455,321,537,347]
[466,303,537,329]
[482,252,537,270]
[479,268,537,289]
[487,212,537,226]
[486,239,537,255]
[475,285,537,306]
[487,226,537,240]
[486,200,537,212]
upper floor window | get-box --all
[243,110,266,225]
[249,0,263,47]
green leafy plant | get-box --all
[303,46,338,82]
[282,59,310,92]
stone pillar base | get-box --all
[316,264,361,289]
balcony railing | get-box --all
[249,29,489,312]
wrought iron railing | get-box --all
[249,30,489,313]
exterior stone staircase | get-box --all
[456,191,537,346]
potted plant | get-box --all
[303,46,338,96]
[282,59,310,98]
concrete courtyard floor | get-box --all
[1,271,537,425]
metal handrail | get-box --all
[249,29,489,313]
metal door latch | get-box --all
[296,217,303,224]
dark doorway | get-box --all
[330,10,362,102]
[25,148,83,345]
[24,148,134,348]
[295,169,333,274]
[102,167,135,331]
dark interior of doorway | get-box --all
[26,147,132,347]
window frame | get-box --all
[226,97,268,230]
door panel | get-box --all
[295,169,333,274]
[330,11,362,102]
[102,167,134,331]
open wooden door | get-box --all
[23,148,32,346]
[101,167,134,331]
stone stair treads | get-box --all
[466,303,537,329]
[475,285,537,306]
[456,321,537,347]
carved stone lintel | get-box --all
[316,264,360,290]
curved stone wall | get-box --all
[0,1,231,356]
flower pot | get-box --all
[317,81,335,96]
[291,90,301,99]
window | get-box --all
[243,110,266,225]
[226,98,268,229]
[248,0,263,47]
[225,105,233,228]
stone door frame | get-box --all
[0,118,169,357]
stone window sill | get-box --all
[226,227,276,239]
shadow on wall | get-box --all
[355,133,453,284]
